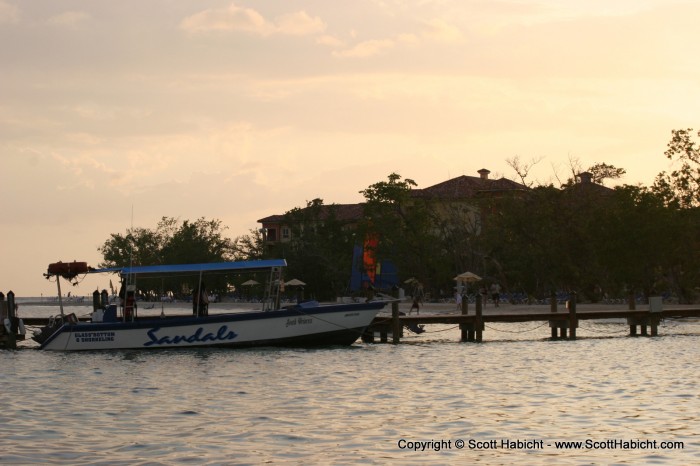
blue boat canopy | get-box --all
[89,259,287,277]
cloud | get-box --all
[47,11,91,27]
[316,34,345,47]
[332,38,395,58]
[331,18,461,58]
[181,3,271,35]
[274,11,326,36]
[0,0,19,23]
[420,18,463,43]
[180,2,325,36]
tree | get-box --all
[587,162,626,185]
[481,185,572,298]
[99,227,163,270]
[506,155,543,187]
[98,217,235,297]
[231,229,266,261]
[271,199,357,300]
[653,128,700,208]
[358,173,448,295]
[160,218,233,265]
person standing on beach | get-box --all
[490,282,501,307]
[480,286,488,307]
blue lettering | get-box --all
[144,325,238,347]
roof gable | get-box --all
[415,174,526,199]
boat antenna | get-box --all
[129,205,134,273]
[123,205,135,322]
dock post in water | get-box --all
[649,296,662,337]
[0,293,12,349]
[1,291,19,349]
[627,297,662,337]
[460,293,470,341]
[650,315,659,337]
[568,291,577,340]
[460,294,483,342]
[549,290,562,339]
[475,294,483,342]
[391,298,401,344]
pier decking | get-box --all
[364,296,700,343]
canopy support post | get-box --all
[56,277,65,317]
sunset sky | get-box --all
[1,0,698,297]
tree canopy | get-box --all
[98,217,235,298]
[263,199,357,300]
[98,128,700,304]
[653,128,700,208]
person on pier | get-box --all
[409,296,421,315]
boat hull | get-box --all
[37,302,386,351]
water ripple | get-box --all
[2,315,699,464]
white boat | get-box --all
[33,260,387,351]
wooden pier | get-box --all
[1,291,26,349]
[363,294,700,344]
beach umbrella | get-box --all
[285,278,306,302]
[453,271,482,296]
[240,279,259,301]
[285,279,306,286]
[453,271,482,283]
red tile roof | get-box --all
[413,174,526,199]
[258,203,365,224]
[258,172,528,224]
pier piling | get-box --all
[475,295,483,342]
[460,294,484,342]
[627,297,663,337]
[549,291,567,339]
[391,300,401,344]
[1,290,25,349]
[568,292,577,340]
[460,294,469,341]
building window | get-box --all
[282,228,290,240]
[267,228,277,242]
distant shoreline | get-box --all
[18,301,92,307]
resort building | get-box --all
[257,169,527,245]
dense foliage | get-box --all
[266,199,356,301]
[98,217,236,298]
[99,129,700,303]
[358,173,450,292]
[480,183,700,302]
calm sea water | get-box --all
[2,303,699,465]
